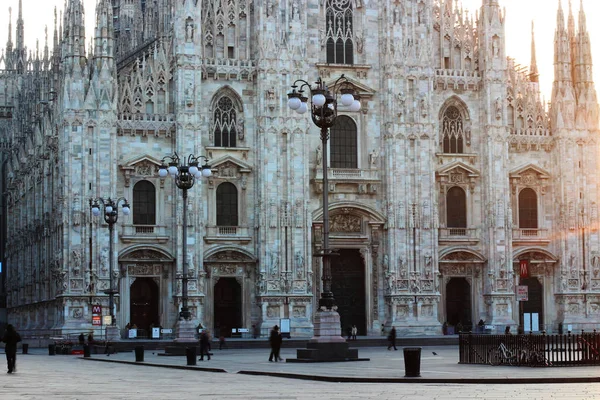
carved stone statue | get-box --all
[236,117,245,141]
[185,19,194,42]
[316,144,322,166]
[369,149,379,167]
[495,97,502,120]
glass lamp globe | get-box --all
[105,205,113,213]
[189,165,199,176]
[168,165,178,176]
[158,168,168,177]
[341,93,355,107]
[349,100,361,112]
[312,93,326,107]
[122,205,131,215]
[297,102,308,114]
[288,97,301,110]
[202,167,212,177]
[92,207,101,217]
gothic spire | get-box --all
[7,7,13,51]
[62,0,87,69]
[16,0,24,52]
[552,0,576,129]
[573,0,598,129]
[94,0,114,64]
[530,21,539,83]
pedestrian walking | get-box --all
[219,334,227,350]
[268,325,283,362]
[2,324,22,373]
[199,330,211,361]
[387,326,397,350]
[351,325,358,341]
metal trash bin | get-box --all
[22,343,29,354]
[134,346,144,362]
[186,347,197,366]
[48,344,56,356]
[403,347,422,377]
[83,344,91,358]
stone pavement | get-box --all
[1,347,600,399]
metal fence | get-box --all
[459,331,600,367]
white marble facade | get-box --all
[0,0,599,337]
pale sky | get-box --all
[0,0,599,101]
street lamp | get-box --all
[91,197,130,337]
[286,74,364,362]
[287,74,360,310]
[158,153,211,321]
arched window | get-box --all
[216,182,238,226]
[446,187,467,229]
[518,188,538,229]
[330,116,357,168]
[133,180,156,225]
[213,96,237,147]
[326,0,354,64]
[442,106,465,154]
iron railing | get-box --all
[459,332,600,367]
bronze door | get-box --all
[214,277,242,338]
[445,277,472,329]
[519,277,544,331]
[330,249,366,336]
[130,277,160,334]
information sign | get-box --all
[92,315,102,326]
[517,285,528,301]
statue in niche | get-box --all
[420,96,428,118]
[236,117,245,141]
[185,18,194,42]
[492,36,500,57]
[102,39,108,55]
[315,144,322,166]
[292,0,300,20]
[393,7,401,25]
[355,34,364,54]
[495,97,502,120]
[417,2,425,24]
[266,0,275,18]
[369,149,379,167]
[397,92,406,117]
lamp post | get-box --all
[91,197,130,340]
[159,153,211,323]
[287,75,364,361]
[287,74,360,310]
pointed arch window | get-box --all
[446,186,467,230]
[518,188,538,229]
[213,96,237,148]
[216,182,239,226]
[133,180,156,225]
[442,106,465,154]
[326,0,354,64]
[330,115,357,168]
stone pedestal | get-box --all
[174,319,197,342]
[105,325,120,342]
[288,310,368,363]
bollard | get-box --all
[134,346,144,362]
[22,343,29,354]
[83,344,91,358]
[186,347,197,366]
[403,347,422,377]
[48,343,56,356]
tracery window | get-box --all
[326,0,354,65]
[213,96,237,147]
[133,180,156,225]
[518,188,538,229]
[442,106,464,154]
[216,182,239,226]
[446,186,467,228]
[330,116,358,168]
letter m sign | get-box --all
[92,305,102,314]
[519,260,530,279]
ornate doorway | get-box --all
[331,249,366,335]
[445,277,472,328]
[519,277,543,331]
[214,277,242,338]
[130,277,159,333]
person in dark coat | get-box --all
[268,325,283,362]
[387,326,397,350]
[2,324,22,373]
[199,330,211,361]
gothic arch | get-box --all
[210,86,244,114]
[204,246,256,263]
[438,95,470,121]
[119,245,174,263]
[439,248,486,263]
[312,201,386,223]
[512,247,558,263]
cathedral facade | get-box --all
[0,0,599,338]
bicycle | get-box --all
[488,342,518,366]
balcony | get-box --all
[120,225,170,244]
[512,228,550,245]
[204,226,252,244]
[313,168,380,195]
[438,228,480,245]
